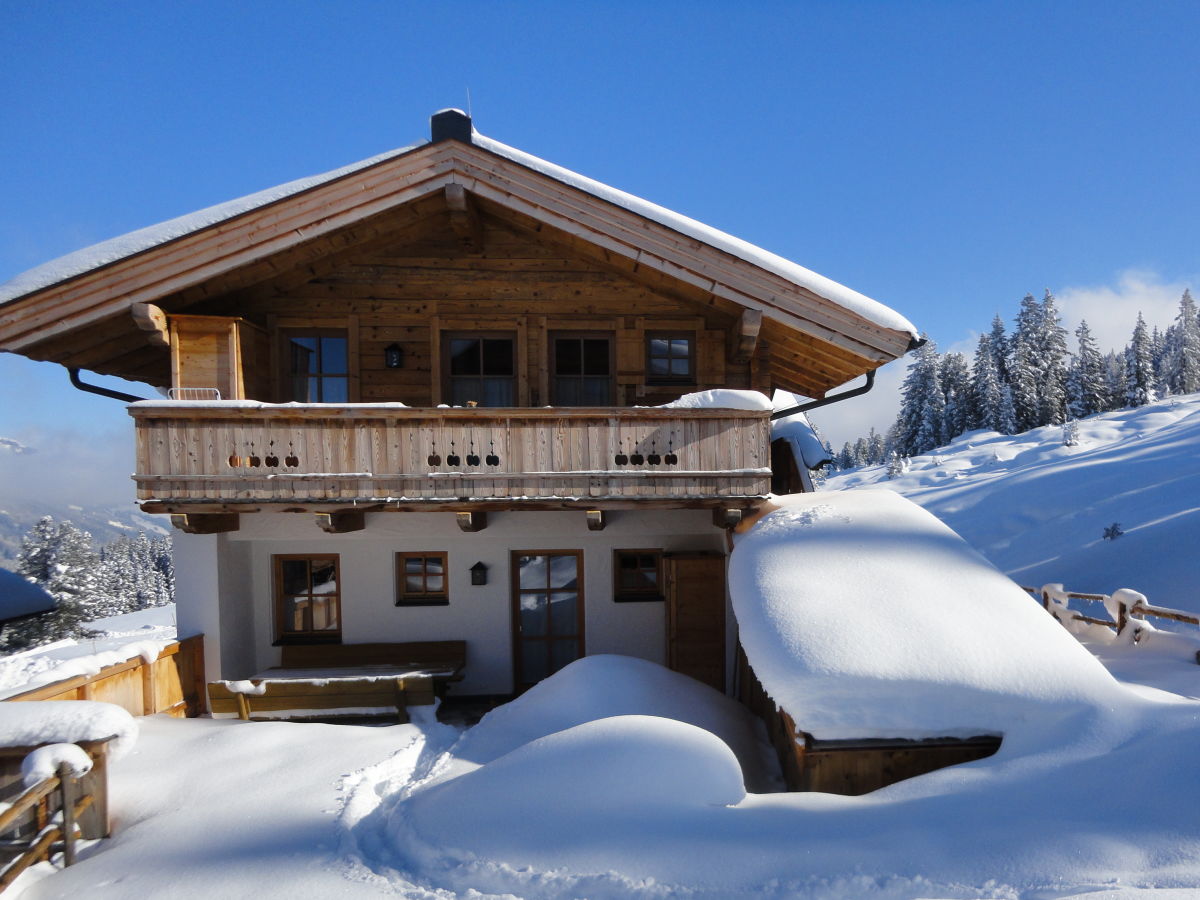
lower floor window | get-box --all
[396,552,449,605]
[274,554,341,642]
[613,549,664,602]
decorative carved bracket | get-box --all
[456,511,488,532]
[316,511,366,534]
[131,302,170,349]
[729,309,762,363]
[711,508,744,529]
[585,510,607,531]
[170,513,240,534]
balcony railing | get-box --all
[130,403,772,509]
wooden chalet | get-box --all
[0,110,918,709]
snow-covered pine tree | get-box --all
[940,352,973,440]
[1037,290,1070,426]
[988,314,1010,384]
[1125,312,1156,407]
[837,442,856,471]
[971,334,1007,433]
[1150,325,1169,398]
[893,338,944,456]
[1008,294,1044,432]
[1066,319,1108,419]
[5,517,103,649]
[1165,289,1200,395]
[867,428,887,465]
[1102,350,1127,411]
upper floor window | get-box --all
[552,333,613,405]
[274,554,341,643]
[444,333,515,407]
[286,331,348,402]
[646,333,694,385]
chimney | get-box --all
[430,108,473,144]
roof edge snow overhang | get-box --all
[0,117,918,392]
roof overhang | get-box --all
[0,121,918,395]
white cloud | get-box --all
[1056,269,1195,353]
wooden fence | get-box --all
[5,635,206,718]
[0,739,111,893]
[1024,585,1200,655]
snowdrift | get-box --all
[828,394,1200,614]
[729,490,1124,744]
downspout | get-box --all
[68,367,147,403]
[769,336,927,421]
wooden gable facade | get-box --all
[0,112,919,700]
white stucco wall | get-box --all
[180,508,727,694]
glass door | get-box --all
[511,550,584,688]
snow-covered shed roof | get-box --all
[730,491,1123,743]
[0,568,56,623]
[0,110,919,396]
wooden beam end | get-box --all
[456,511,488,533]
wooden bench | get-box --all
[207,641,466,723]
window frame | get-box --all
[612,549,664,603]
[440,330,518,408]
[280,327,351,403]
[272,553,342,645]
[549,331,615,406]
[395,551,450,607]
[645,331,696,385]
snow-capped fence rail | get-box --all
[0,743,108,892]
[1024,585,1200,658]
[5,635,206,717]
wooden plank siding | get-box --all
[130,405,771,508]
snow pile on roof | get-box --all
[0,145,421,304]
[655,388,772,411]
[475,133,918,338]
[436,654,780,791]
[0,568,56,620]
[0,604,176,699]
[729,490,1125,743]
[827,392,1200,614]
[0,700,137,758]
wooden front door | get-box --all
[512,550,585,689]
[666,552,727,692]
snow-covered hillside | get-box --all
[827,392,1200,612]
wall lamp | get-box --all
[470,561,488,585]
[384,343,405,369]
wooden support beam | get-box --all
[170,513,240,534]
[315,510,366,533]
[712,508,744,529]
[455,511,488,532]
[586,509,607,531]
[730,308,762,363]
[444,182,484,252]
[130,302,170,348]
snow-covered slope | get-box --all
[827,393,1200,612]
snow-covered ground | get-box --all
[827,393,1200,612]
[8,396,1200,898]
[10,488,1200,898]
[0,605,176,699]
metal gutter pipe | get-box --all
[68,367,147,403]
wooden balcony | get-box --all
[130,404,772,512]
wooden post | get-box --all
[1116,599,1128,635]
[235,692,250,721]
[59,764,77,867]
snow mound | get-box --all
[730,490,1127,743]
[391,715,746,891]
[656,389,772,411]
[443,654,778,790]
[0,701,137,758]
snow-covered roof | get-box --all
[0,116,915,341]
[473,132,917,339]
[730,490,1124,743]
[0,568,56,621]
[0,145,421,305]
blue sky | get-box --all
[1,1,1197,504]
